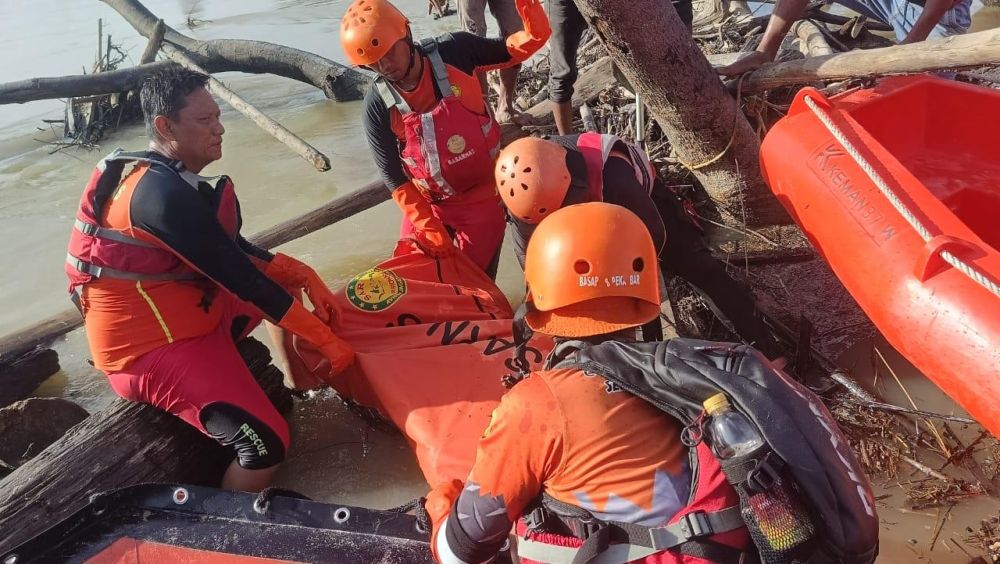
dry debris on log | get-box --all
[967,514,1000,563]
[40,20,144,152]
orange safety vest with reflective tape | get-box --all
[377,39,500,203]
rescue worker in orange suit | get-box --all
[426,203,750,563]
[494,134,785,360]
[64,68,355,493]
[340,0,550,279]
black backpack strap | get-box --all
[521,494,746,564]
[721,450,787,495]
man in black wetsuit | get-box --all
[65,67,354,492]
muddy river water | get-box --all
[1,0,997,561]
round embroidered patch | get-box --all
[446,134,467,155]
[346,267,407,311]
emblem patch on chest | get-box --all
[446,134,467,155]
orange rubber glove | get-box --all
[277,299,355,375]
[505,0,551,64]
[426,479,464,563]
[265,253,340,324]
[391,182,455,257]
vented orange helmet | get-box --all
[340,0,411,66]
[495,137,571,224]
[524,202,661,337]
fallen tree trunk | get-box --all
[0,337,289,553]
[162,44,331,172]
[0,61,176,105]
[138,19,165,64]
[741,26,1000,93]
[253,180,389,249]
[0,398,89,473]
[0,180,389,365]
[572,0,790,227]
[100,0,369,102]
[0,350,60,410]
[0,313,79,365]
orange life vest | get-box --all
[577,132,657,201]
[65,150,240,372]
[377,39,501,202]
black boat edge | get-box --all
[1,483,448,563]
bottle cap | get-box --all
[703,393,730,414]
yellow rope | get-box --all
[677,73,746,172]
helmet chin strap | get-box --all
[390,37,422,89]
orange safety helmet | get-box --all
[524,202,661,337]
[495,137,571,224]
[340,0,411,66]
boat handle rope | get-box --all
[252,486,311,514]
[388,496,431,533]
[802,95,1000,300]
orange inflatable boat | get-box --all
[761,76,1000,436]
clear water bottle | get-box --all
[703,393,816,562]
[703,393,764,458]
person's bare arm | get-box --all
[903,0,951,42]
[716,0,809,76]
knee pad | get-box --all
[200,402,287,470]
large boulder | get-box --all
[0,397,88,471]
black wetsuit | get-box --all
[123,155,292,321]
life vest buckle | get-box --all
[570,516,604,540]
[524,503,605,540]
[77,220,99,236]
[523,506,547,531]
[677,510,713,539]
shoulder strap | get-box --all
[623,142,655,195]
[90,149,182,225]
[373,37,452,115]
[420,37,452,98]
[375,77,412,114]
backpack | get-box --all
[527,338,879,564]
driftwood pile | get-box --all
[38,20,145,153]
